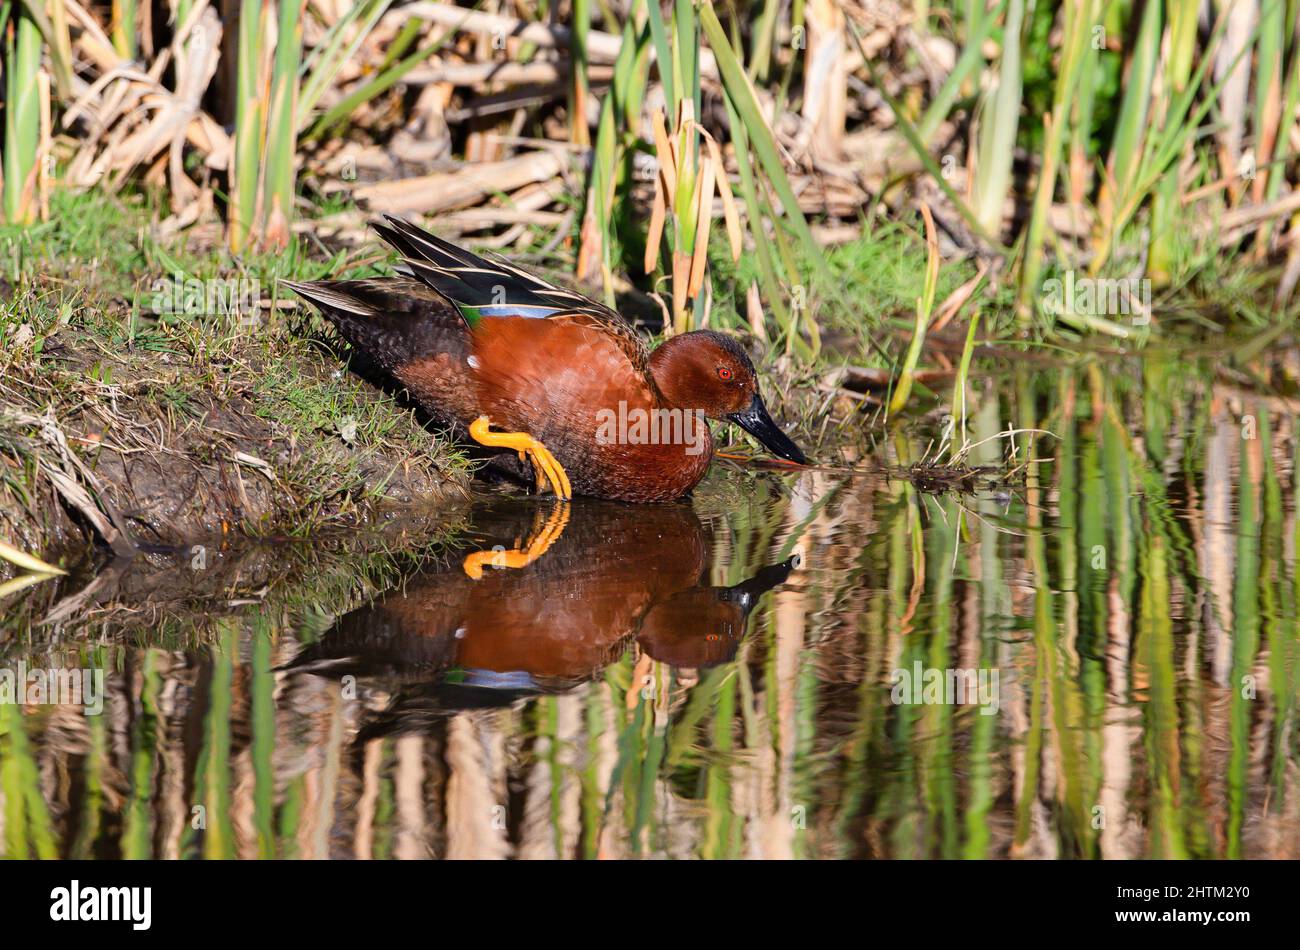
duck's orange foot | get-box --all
[462,501,571,579]
[468,415,572,500]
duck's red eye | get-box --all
[717,367,733,381]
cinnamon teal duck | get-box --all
[284,498,796,729]
[284,217,805,503]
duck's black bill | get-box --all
[728,395,807,465]
[723,556,799,613]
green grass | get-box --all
[710,216,985,364]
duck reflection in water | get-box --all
[286,497,797,741]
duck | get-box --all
[284,216,805,503]
[283,497,796,732]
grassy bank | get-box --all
[0,191,470,565]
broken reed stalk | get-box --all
[0,538,65,576]
[946,311,981,457]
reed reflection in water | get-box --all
[1,360,1298,859]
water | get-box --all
[2,360,1297,859]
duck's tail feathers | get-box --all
[282,279,382,317]
[282,277,469,373]
[373,214,617,323]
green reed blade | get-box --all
[1226,409,1262,858]
[297,0,391,130]
[917,0,1008,144]
[4,8,40,225]
[229,0,266,252]
[645,0,674,111]
[676,0,699,117]
[725,94,794,340]
[252,617,276,857]
[748,0,780,83]
[697,1,827,277]
[304,9,469,142]
[1017,0,1096,319]
[16,0,73,98]
[1149,0,1201,282]
[122,649,161,859]
[1106,0,1162,204]
[262,0,305,248]
[111,0,136,60]
[570,0,591,145]
[972,0,1024,237]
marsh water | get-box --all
[2,356,1298,859]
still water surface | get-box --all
[2,363,1298,858]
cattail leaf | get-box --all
[696,1,827,276]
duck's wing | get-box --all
[373,216,647,361]
[281,277,470,373]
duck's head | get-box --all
[638,554,800,666]
[648,330,807,464]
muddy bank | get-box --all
[0,315,471,566]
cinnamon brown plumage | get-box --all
[285,217,805,502]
